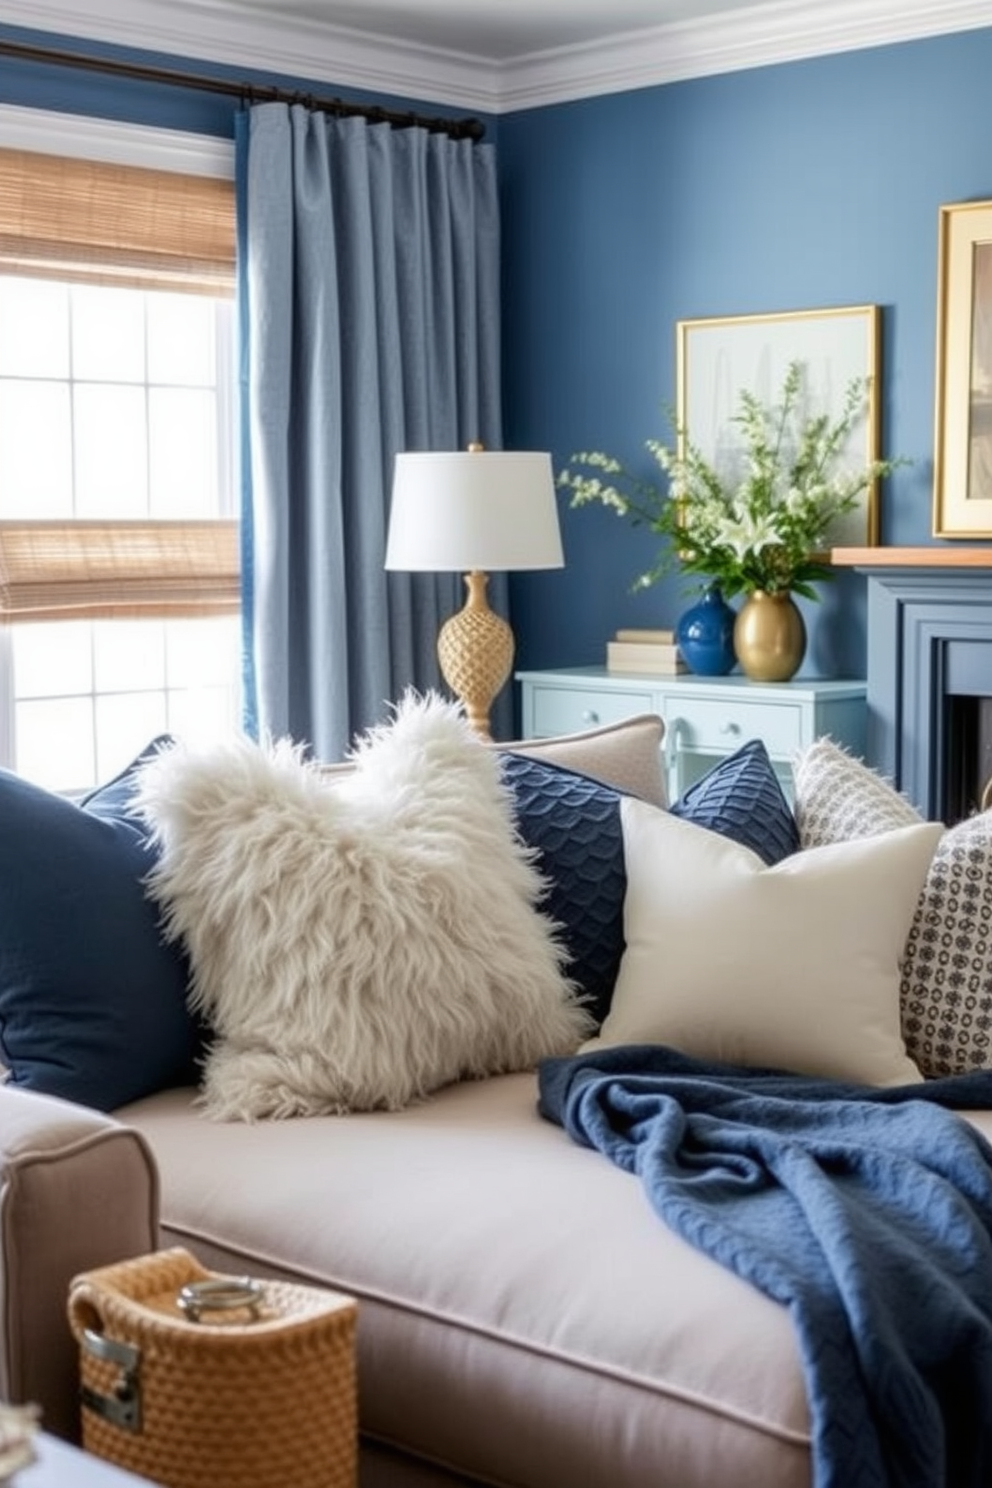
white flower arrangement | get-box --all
[558,360,905,600]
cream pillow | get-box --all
[584,799,943,1086]
[502,715,667,806]
[319,712,668,806]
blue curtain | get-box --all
[236,103,507,759]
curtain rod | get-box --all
[0,37,486,142]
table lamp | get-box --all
[385,444,564,739]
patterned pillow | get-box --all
[793,737,992,1078]
[500,752,626,1027]
[670,739,800,867]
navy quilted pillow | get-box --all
[500,752,626,1027]
[670,738,800,866]
[0,737,202,1112]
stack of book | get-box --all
[606,627,687,675]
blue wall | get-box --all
[501,29,992,683]
[4,20,992,692]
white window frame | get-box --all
[0,106,237,786]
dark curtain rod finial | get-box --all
[0,37,486,143]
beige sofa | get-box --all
[0,713,813,1487]
[2,713,988,1487]
[0,1069,811,1487]
[6,1061,992,1488]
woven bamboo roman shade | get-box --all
[0,520,240,620]
[0,146,238,621]
[0,147,235,292]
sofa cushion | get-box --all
[670,739,800,866]
[119,1074,811,1488]
[135,693,591,1120]
[794,737,992,1078]
[0,741,201,1112]
[319,714,668,807]
[500,753,626,1027]
[584,798,940,1085]
[500,714,666,805]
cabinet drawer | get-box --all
[668,697,802,758]
[530,685,655,738]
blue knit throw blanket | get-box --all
[538,1044,992,1488]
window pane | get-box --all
[10,616,240,793]
[95,691,169,784]
[168,685,239,744]
[149,387,218,517]
[0,250,239,792]
[12,622,92,697]
[166,616,240,686]
[73,384,149,517]
[0,382,73,517]
[0,279,70,377]
[147,294,216,385]
[72,284,146,383]
[15,696,95,795]
[93,620,166,691]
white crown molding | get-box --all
[0,0,500,113]
[0,0,989,115]
[0,101,235,173]
[503,0,992,109]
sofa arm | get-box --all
[0,1085,159,1443]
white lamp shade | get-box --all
[385,450,564,572]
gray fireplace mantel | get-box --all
[833,547,992,818]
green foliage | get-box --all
[558,361,907,600]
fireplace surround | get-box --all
[834,547,992,822]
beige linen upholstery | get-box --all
[119,1075,810,1488]
[499,714,667,805]
[0,1086,158,1441]
[320,712,668,807]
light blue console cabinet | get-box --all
[516,668,867,803]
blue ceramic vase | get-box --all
[676,583,737,676]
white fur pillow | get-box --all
[134,694,591,1119]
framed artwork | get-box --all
[933,198,992,537]
[676,305,882,548]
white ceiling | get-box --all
[4,0,992,112]
[204,0,765,62]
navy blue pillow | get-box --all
[500,752,627,1027]
[80,733,175,826]
[670,739,800,866]
[0,738,202,1112]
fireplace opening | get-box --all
[943,695,992,825]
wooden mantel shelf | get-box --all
[832,545,992,568]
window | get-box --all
[0,130,239,794]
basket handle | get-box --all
[79,1327,142,1433]
[176,1277,265,1323]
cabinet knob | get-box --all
[720,721,742,736]
[581,709,600,724]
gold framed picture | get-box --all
[676,305,882,548]
[933,198,992,537]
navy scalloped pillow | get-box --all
[670,738,800,866]
[500,752,626,1027]
[0,737,202,1112]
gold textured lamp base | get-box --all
[438,570,513,740]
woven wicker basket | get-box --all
[67,1247,357,1488]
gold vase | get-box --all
[733,589,807,682]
